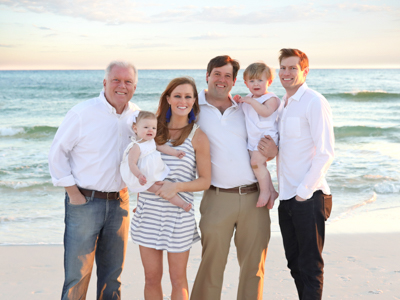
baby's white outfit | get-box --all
[120,138,170,193]
[241,92,283,151]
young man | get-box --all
[48,61,140,300]
[277,48,334,299]
[191,55,277,300]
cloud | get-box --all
[0,44,16,47]
[0,1,326,25]
[127,42,171,49]
[337,3,393,13]
[1,0,147,23]
[151,5,326,24]
[10,1,392,25]
[33,24,52,30]
[190,33,227,40]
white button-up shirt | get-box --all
[48,91,140,192]
[278,83,334,200]
[197,90,256,188]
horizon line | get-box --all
[1,67,400,71]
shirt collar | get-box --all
[100,90,132,115]
[198,89,237,108]
[283,82,308,102]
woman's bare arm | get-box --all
[155,129,211,200]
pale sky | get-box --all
[0,0,399,70]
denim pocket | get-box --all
[66,194,90,206]
[322,194,333,221]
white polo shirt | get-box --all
[48,91,140,192]
[197,90,256,188]
[278,83,334,200]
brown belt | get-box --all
[209,183,258,195]
[78,187,121,200]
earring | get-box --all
[188,108,195,124]
[166,106,172,123]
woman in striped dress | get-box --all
[130,77,211,299]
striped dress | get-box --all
[130,124,201,253]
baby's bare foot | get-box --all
[256,191,271,207]
[266,190,279,209]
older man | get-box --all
[191,55,277,300]
[277,48,334,299]
[48,61,140,300]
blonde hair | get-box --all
[243,62,275,82]
[135,111,156,124]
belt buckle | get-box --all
[238,185,247,195]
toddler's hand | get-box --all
[233,94,242,103]
[176,150,186,159]
[240,96,253,104]
[138,174,147,185]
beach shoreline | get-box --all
[1,232,399,300]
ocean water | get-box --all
[1,69,399,245]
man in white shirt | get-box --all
[277,48,334,300]
[48,61,140,300]
[191,55,278,300]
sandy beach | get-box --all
[1,225,400,299]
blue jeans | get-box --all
[61,189,129,300]
[278,190,332,300]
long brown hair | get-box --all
[155,77,199,146]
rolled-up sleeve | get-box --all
[48,110,81,187]
[296,97,335,199]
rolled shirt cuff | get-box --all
[51,175,76,187]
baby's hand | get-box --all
[233,94,242,103]
[176,150,186,159]
[138,174,147,185]
[240,96,253,104]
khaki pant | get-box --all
[191,188,271,300]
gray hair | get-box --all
[104,61,138,84]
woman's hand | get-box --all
[154,181,179,200]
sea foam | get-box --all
[0,127,24,136]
